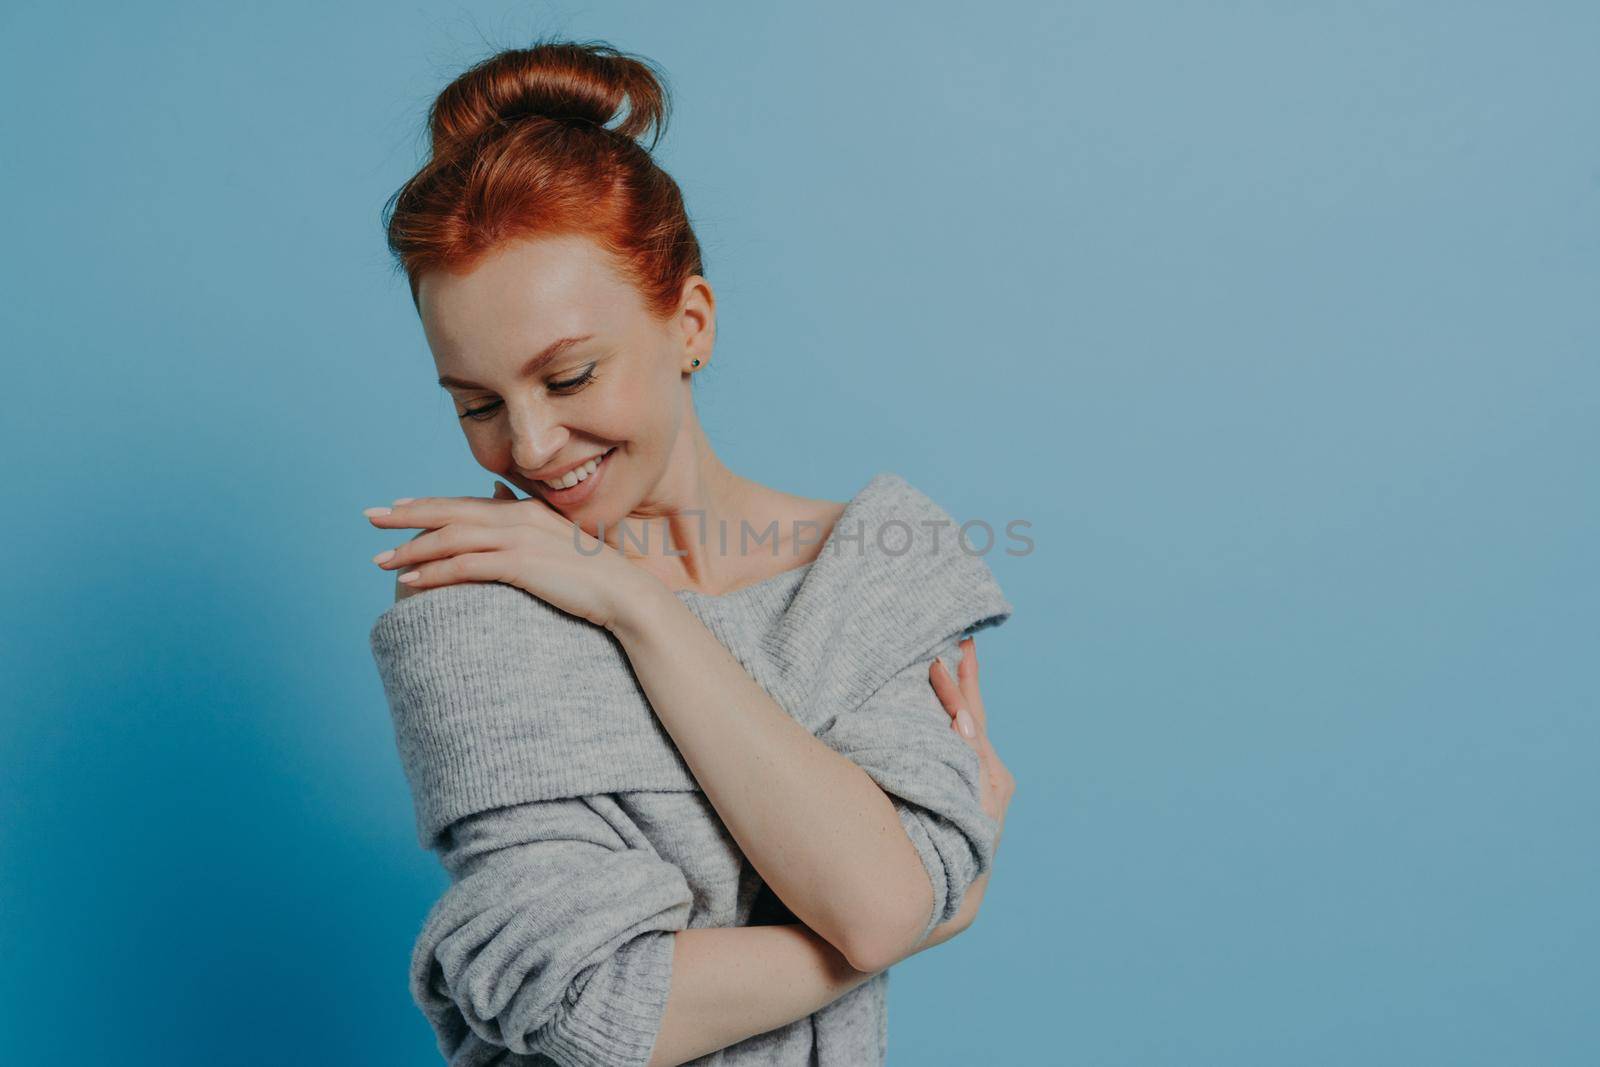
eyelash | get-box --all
[460,366,598,421]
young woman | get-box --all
[366,38,1017,1066]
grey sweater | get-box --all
[369,471,1014,1066]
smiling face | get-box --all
[416,233,714,524]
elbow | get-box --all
[841,873,936,974]
[840,932,893,976]
[841,807,973,972]
[842,916,922,975]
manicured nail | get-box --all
[392,497,414,505]
[397,570,420,583]
[364,506,391,518]
[956,708,976,738]
[372,549,395,565]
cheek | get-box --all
[462,426,509,469]
[592,378,661,438]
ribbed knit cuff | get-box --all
[536,929,678,1067]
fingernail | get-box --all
[397,570,420,583]
[372,550,395,565]
[364,506,391,518]
[956,708,976,738]
[392,498,414,506]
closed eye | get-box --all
[550,366,598,392]
[458,365,599,421]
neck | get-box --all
[600,411,763,591]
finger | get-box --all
[375,523,509,571]
[928,658,963,720]
[955,636,990,732]
[366,494,507,519]
[364,496,478,528]
[392,549,510,591]
[929,657,980,742]
[366,494,549,531]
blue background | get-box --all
[4,2,1596,1063]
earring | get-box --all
[690,359,701,369]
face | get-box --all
[416,233,713,528]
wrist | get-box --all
[605,568,679,644]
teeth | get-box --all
[541,449,610,490]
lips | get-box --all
[533,445,615,503]
[533,446,615,486]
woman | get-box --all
[366,38,1017,1066]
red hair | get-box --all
[382,38,704,321]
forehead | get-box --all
[418,235,635,365]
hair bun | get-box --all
[427,37,671,156]
[385,37,702,321]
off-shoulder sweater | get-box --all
[368,471,1015,1066]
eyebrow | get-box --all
[437,334,595,390]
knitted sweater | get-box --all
[368,471,1015,1066]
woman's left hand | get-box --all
[930,636,1015,853]
[365,481,655,632]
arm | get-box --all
[413,794,923,1067]
[399,566,922,971]
[656,889,979,1067]
[652,850,989,1064]
[812,632,1000,965]
[654,894,978,1067]
[654,852,991,1065]
[410,794,691,1066]
[649,924,878,1066]
[610,587,996,973]
[383,578,981,1064]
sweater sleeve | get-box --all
[409,793,694,1067]
[815,632,1000,948]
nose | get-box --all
[508,408,568,474]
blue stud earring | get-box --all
[691,359,700,367]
